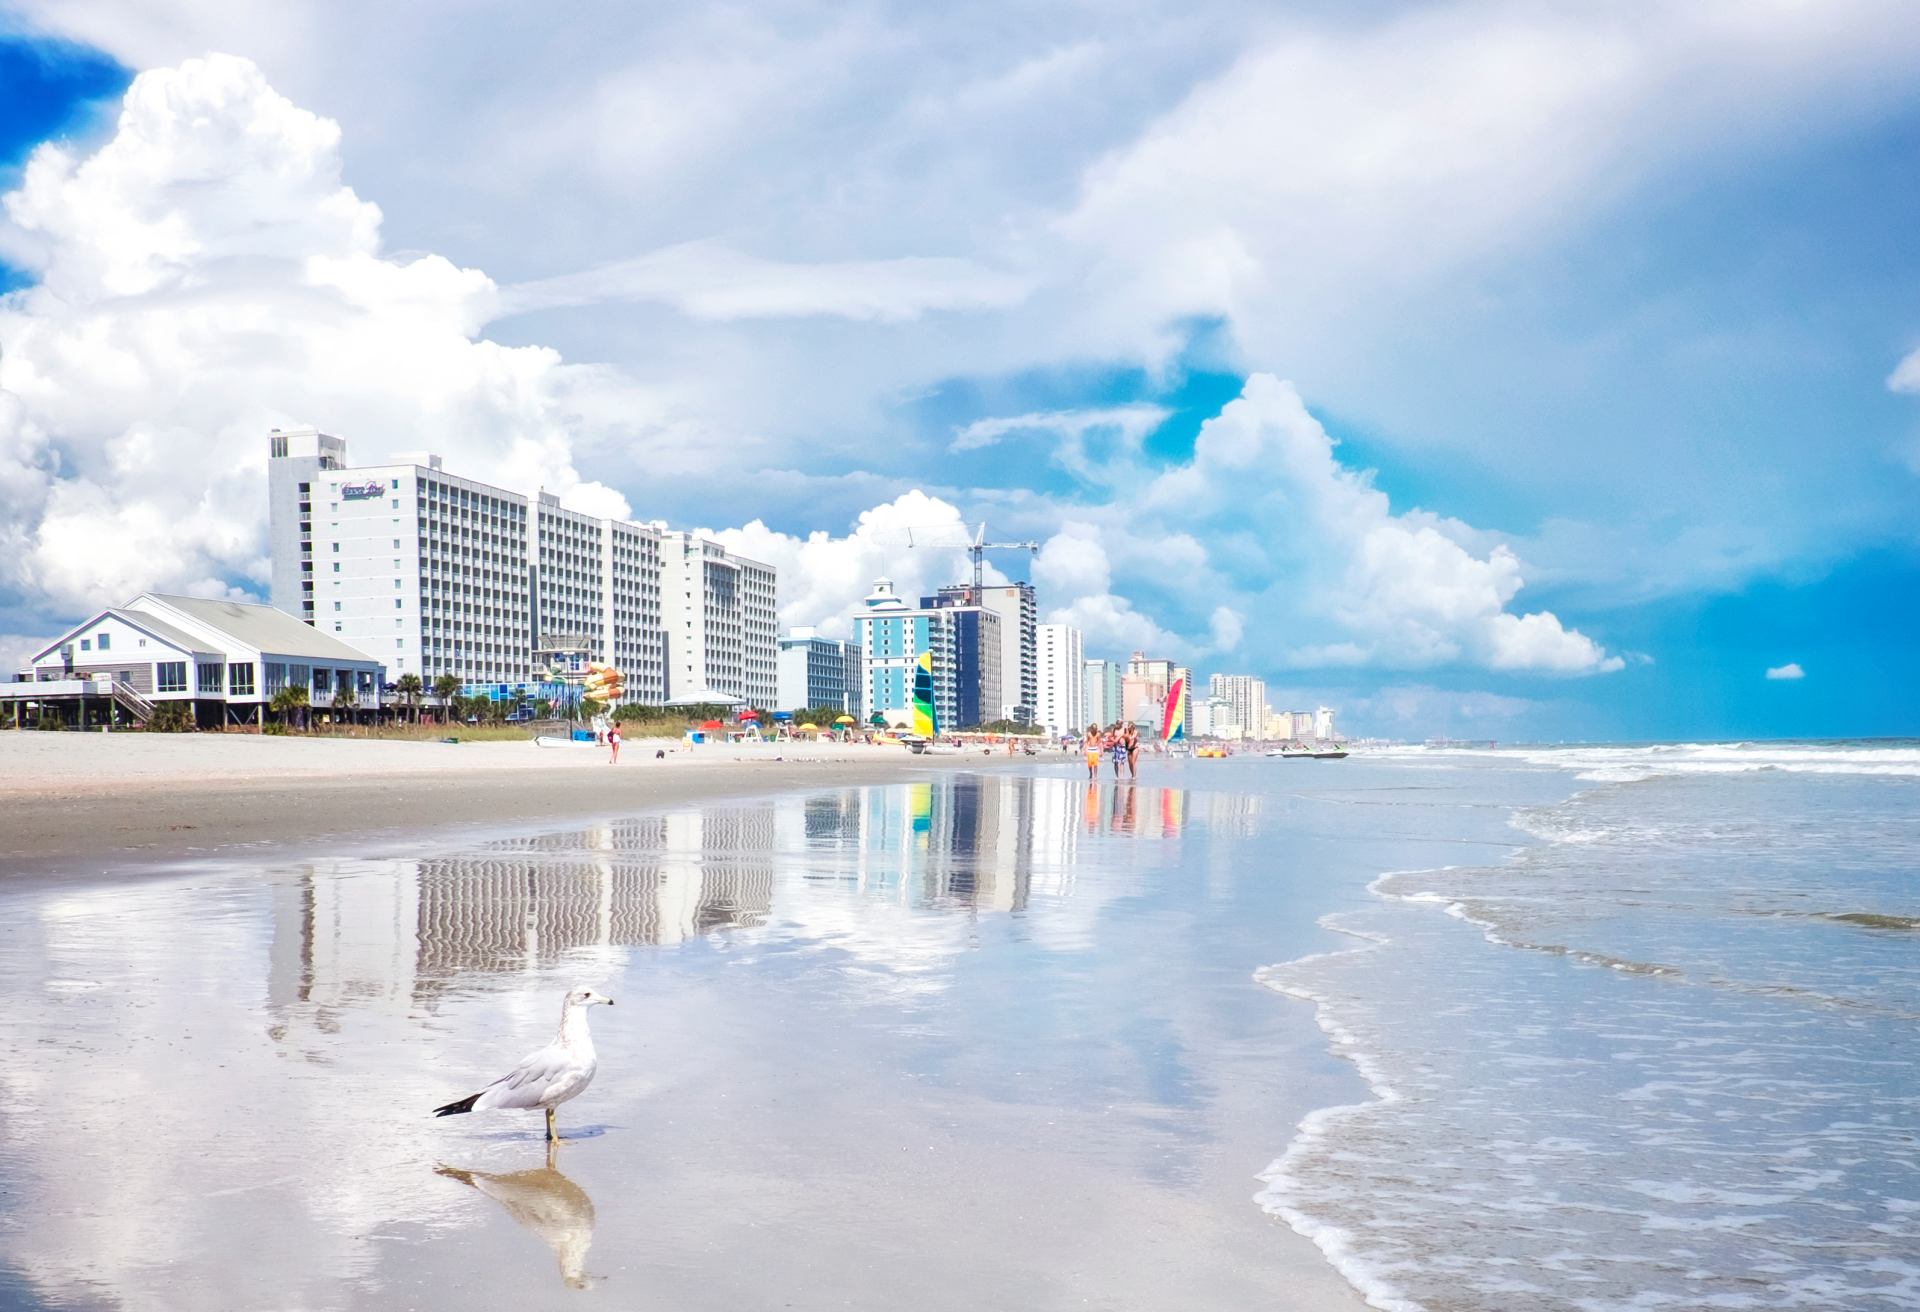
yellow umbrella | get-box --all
[834,714,855,724]
[799,722,820,731]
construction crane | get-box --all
[898,522,1040,594]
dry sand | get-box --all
[0,731,1032,880]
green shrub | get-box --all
[146,703,194,733]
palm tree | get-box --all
[330,684,357,734]
[396,673,423,725]
[432,673,461,724]
[270,684,310,732]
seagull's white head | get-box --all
[566,986,615,1008]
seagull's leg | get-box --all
[546,1106,558,1143]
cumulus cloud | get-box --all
[703,490,977,638]
[1765,662,1805,680]
[0,53,633,614]
[718,376,1616,677]
[1142,374,1621,674]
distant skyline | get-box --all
[1,4,1917,741]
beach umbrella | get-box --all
[738,708,760,720]
[799,722,819,731]
[834,714,855,724]
[700,719,724,730]
[771,711,792,721]
[869,712,886,726]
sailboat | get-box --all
[1160,675,1191,756]
[903,651,946,754]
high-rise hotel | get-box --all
[267,427,774,703]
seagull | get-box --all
[433,986,614,1142]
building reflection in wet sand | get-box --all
[267,775,1199,1036]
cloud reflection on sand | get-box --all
[0,772,1210,1308]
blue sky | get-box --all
[0,5,1916,741]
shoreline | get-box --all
[0,732,1038,884]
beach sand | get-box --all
[0,737,1378,1310]
[0,731,1033,880]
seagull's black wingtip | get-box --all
[432,1092,482,1117]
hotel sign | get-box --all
[340,481,387,501]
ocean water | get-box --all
[1261,742,1920,1311]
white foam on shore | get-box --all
[1375,741,1920,781]
[1252,869,1449,1312]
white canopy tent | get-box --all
[663,689,747,708]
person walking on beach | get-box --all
[1084,725,1103,779]
[608,721,621,764]
[1123,723,1140,779]
[1109,726,1127,778]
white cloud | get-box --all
[733,377,1617,678]
[703,490,976,638]
[1058,1,1920,365]
[1207,605,1244,653]
[501,240,1032,323]
[1345,684,1542,738]
[0,54,634,615]
[950,404,1168,458]
[1144,374,1621,674]
[1765,662,1806,681]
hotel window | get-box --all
[157,661,187,693]
[97,633,110,651]
[333,563,340,573]
[197,663,223,694]
[228,662,255,696]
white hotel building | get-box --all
[268,428,772,702]
[1035,622,1084,735]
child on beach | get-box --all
[1084,726,1103,778]
[608,721,621,764]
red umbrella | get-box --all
[738,709,760,719]
[700,719,724,730]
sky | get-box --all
[0,1,1916,742]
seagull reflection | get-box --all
[436,1147,596,1289]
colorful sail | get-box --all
[1160,675,1187,742]
[911,650,938,738]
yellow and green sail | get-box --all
[911,650,938,738]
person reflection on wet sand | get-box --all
[436,1146,596,1289]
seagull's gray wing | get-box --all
[473,1043,578,1111]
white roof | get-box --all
[136,593,382,665]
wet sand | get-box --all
[0,754,1483,1311]
[0,732,1032,881]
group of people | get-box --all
[1082,722,1141,779]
